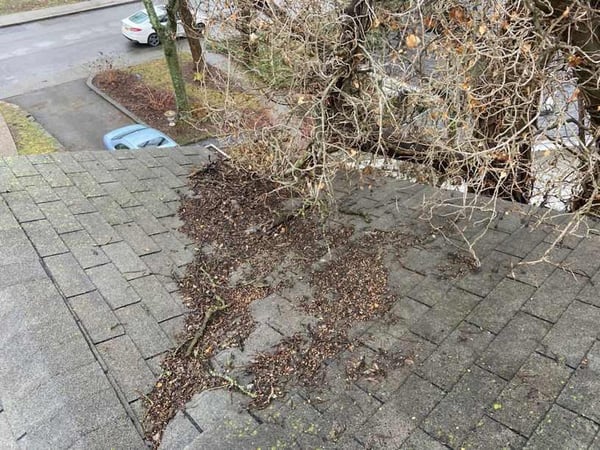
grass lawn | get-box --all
[0,102,60,155]
[0,0,81,15]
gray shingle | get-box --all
[86,263,140,309]
[44,253,95,298]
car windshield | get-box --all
[140,137,167,148]
[128,11,148,24]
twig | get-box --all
[185,295,228,357]
[265,211,298,233]
[338,207,372,223]
[184,266,229,357]
[209,370,258,398]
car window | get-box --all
[158,14,167,22]
[129,11,148,24]
[114,143,130,150]
[140,137,166,148]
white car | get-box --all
[121,5,206,47]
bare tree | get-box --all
[141,0,190,115]
[210,0,599,237]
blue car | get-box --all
[103,124,177,150]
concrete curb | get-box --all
[0,0,140,28]
[85,74,147,126]
[0,107,17,157]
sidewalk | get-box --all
[0,0,139,28]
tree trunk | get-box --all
[142,0,190,116]
[179,0,204,71]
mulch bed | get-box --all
[95,70,176,127]
[93,62,271,145]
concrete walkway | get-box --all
[0,146,211,447]
[10,79,134,152]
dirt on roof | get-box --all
[142,161,476,446]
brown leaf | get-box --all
[449,6,470,24]
[405,34,421,49]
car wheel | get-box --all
[147,33,160,47]
[195,22,206,35]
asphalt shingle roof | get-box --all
[1,146,599,448]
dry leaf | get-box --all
[406,34,421,48]
[568,54,585,67]
[567,88,580,103]
[449,6,467,23]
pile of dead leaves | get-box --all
[143,161,427,446]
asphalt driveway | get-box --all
[7,78,133,152]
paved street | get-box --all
[0,3,165,151]
[0,3,161,100]
[0,2,225,151]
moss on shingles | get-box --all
[0,102,61,155]
[0,0,80,15]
